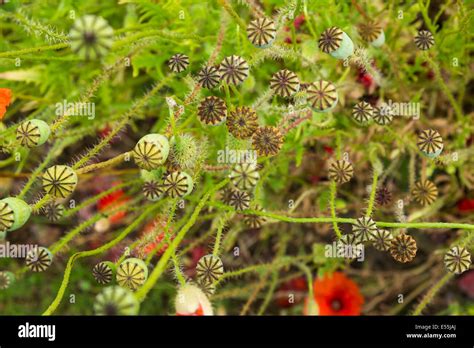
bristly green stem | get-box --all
[0,43,69,58]
[213,212,231,256]
[365,170,379,218]
[329,181,343,239]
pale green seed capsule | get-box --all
[0,197,31,232]
[116,258,148,291]
[16,119,51,148]
[0,271,15,290]
[163,171,194,198]
[42,165,78,198]
[133,134,170,170]
[140,169,164,182]
[94,286,140,315]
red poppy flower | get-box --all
[310,272,364,315]
[457,198,474,213]
[0,88,12,119]
[97,187,130,224]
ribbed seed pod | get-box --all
[16,119,51,148]
[93,261,115,285]
[352,217,377,243]
[307,81,338,112]
[228,190,251,211]
[168,53,189,73]
[198,279,216,296]
[133,134,170,170]
[243,205,266,229]
[42,165,78,198]
[142,180,165,201]
[219,55,249,85]
[198,96,227,125]
[371,229,393,251]
[163,171,194,198]
[69,15,114,60]
[373,105,393,125]
[358,21,385,47]
[390,233,417,263]
[0,271,15,290]
[220,187,236,206]
[252,126,283,157]
[352,101,373,123]
[43,201,65,222]
[375,186,392,206]
[444,246,471,274]
[417,129,443,158]
[116,258,148,291]
[337,233,361,251]
[229,162,259,191]
[196,254,224,285]
[0,197,31,232]
[197,65,221,89]
[227,106,259,139]
[94,286,139,315]
[26,247,53,272]
[328,159,354,184]
[411,180,438,206]
[247,17,276,47]
[318,27,354,60]
[269,69,300,98]
[414,30,434,50]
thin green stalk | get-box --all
[329,181,342,239]
[365,170,379,218]
[0,43,69,58]
[213,212,231,256]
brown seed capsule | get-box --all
[196,254,224,285]
[411,180,438,206]
[220,187,236,206]
[352,101,373,123]
[228,190,251,211]
[307,80,338,112]
[269,69,300,98]
[414,30,434,50]
[390,233,417,263]
[358,21,384,46]
[168,53,189,73]
[417,129,443,158]
[198,96,227,125]
[444,246,471,274]
[26,247,53,272]
[243,205,266,229]
[226,106,258,139]
[43,201,65,222]
[93,262,114,285]
[247,17,276,47]
[219,55,249,85]
[337,233,361,254]
[252,126,283,157]
[375,186,392,206]
[328,159,354,184]
[371,229,393,251]
[318,27,344,53]
[373,104,393,125]
[197,65,221,89]
[352,217,377,242]
[142,180,164,201]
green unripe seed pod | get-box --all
[42,165,78,198]
[163,171,194,198]
[140,168,164,182]
[0,197,32,232]
[116,258,148,291]
[94,286,140,315]
[16,119,51,148]
[133,134,170,170]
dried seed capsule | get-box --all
[318,27,354,60]
[371,229,393,251]
[198,279,216,296]
[229,162,260,191]
[142,180,165,201]
[228,190,251,211]
[269,69,300,98]
[352,217,377,243]
[307,80,338,112]
[116,258,148,291]
[444,246,471,274]
[198,96,227,125]
[43,165,78,198]
[337,233,361,251]
[26,247,53,272]
[219,55,249,85]
[197,65,221,89]
[358,21,385,47]
[227,106,259,139]
[43,201,65,222]
[16,119,51,148]
[352,101,373,123]
[414,30,434,50]
[0,197,31,232]
[175,283,213,316]
[243,205,266,229]
[133,134,170,170]
[252,126,283,157]
[0,271,15,290]
[417,129,443,158]
[390,233,417,263]
[93,261,115,285]
[163,171,194,198]
[328,159,353,184]
[375,186,392,206]
[94,286,139,315]
[220,187,236,205]
[373,104,393,125]
[69,15,114,60]
[168,53,189,73]
[247,17,276,48]
[196,254,224,285]
[411,180,438,206]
